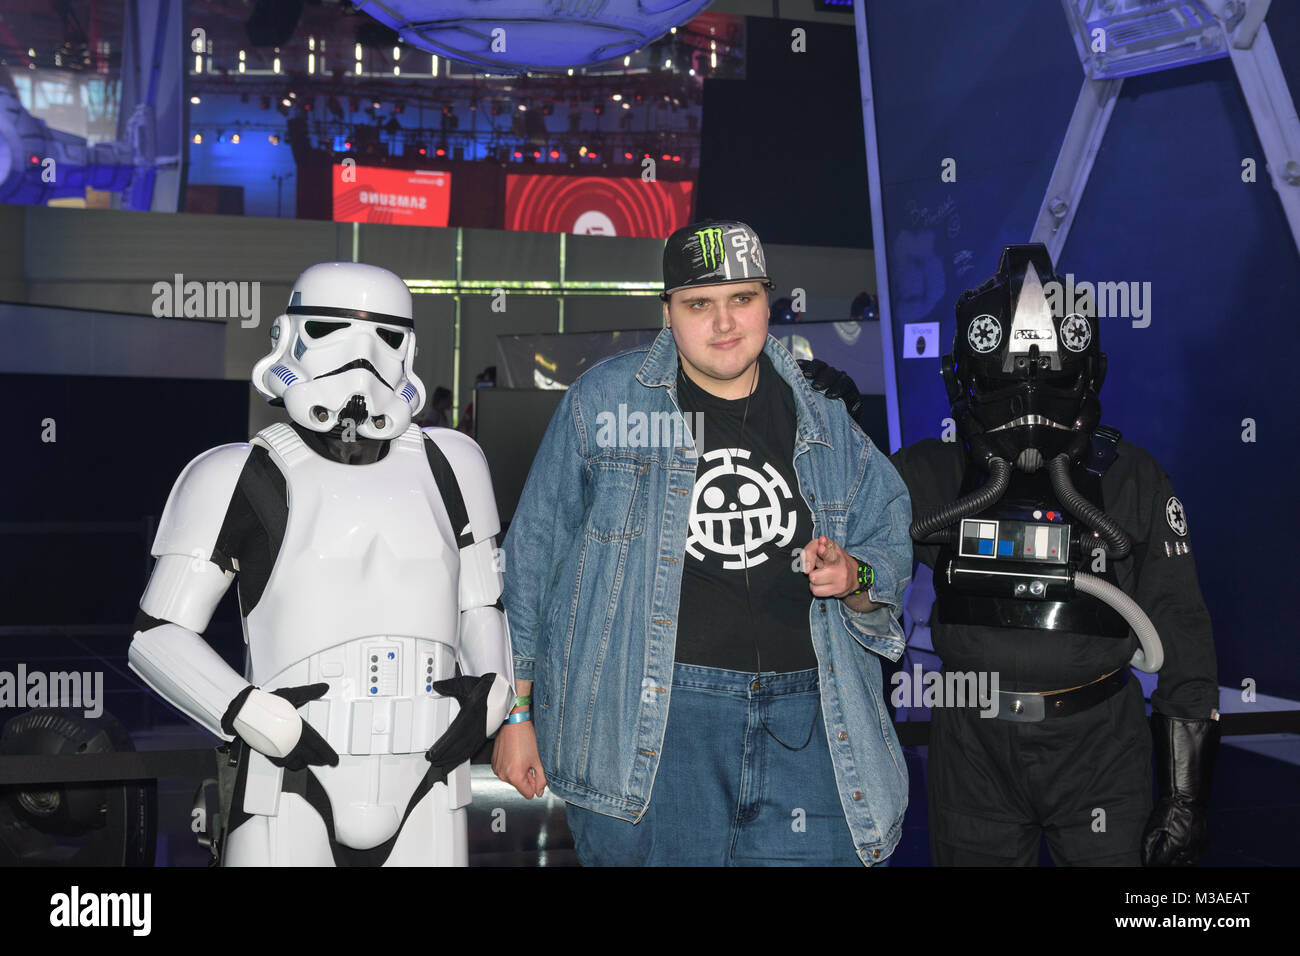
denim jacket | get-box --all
[503,328,913,864]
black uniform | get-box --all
[890,437,1217,865]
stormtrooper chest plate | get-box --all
[244,423,460,686]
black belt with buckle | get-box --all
[996,667,1129,723]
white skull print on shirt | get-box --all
[686,447,798,571]
[673,352,817,672]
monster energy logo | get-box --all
[695,227,725,271]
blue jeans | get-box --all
[565,663,862,866]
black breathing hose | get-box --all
[909,457,1013,543]
[1046,453,1132,558]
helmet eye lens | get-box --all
[377,328,405,349]
[304,320,350,339]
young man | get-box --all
[492,221,914,865]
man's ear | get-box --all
[662,299,671,329]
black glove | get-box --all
[797,358,865,425]
[425,673,507,775]
[221,682,340,772]
[1141,713,1219,866]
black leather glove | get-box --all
[1141,713,1219,866]
[425,673,510,775]
[221,682,340,772]
[797,358,865,424]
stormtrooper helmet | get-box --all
[252,262,426,440]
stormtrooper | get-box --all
[128,262,515,866]
[804,244,1219,865]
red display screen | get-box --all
[505,174,694,238]
[332,165,451,226]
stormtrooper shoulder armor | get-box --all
[152,443,253,560]
[422,428,500,543]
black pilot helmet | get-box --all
[941,243,1106,472]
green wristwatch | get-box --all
[848,556,874,597]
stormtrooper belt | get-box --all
[995,667,1128,723]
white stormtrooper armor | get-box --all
[128,262,514,866]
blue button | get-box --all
[369,687,378,695]
[998,540,1014,556]
[387,652,395,660]
[978,538,994,555]
[426,684,432,692]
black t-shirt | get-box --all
[889,437,1218,717]
[673,352,817,672]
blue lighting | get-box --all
[1062,0,1226,79]
[357,1,714,72]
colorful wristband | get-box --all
[514,695,532,708]
[503,710,532,724]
